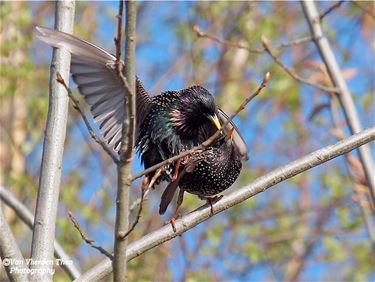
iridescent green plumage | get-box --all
[136,86,221,181]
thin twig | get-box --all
[193,25,320,52]
[68,211,113,260]
[119,180,146,239]
[319,1,345,21]
[276,35,320,49]
[193,25,263,54]
[115,1,133,124]
[115,0,124,74]
[56,73,120,164]
[261,35,339,93]
[131,72,270,182]
[129,187,153,212]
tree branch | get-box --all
[0,186,81,280]
[56,73,120,164]
[68,211,113,259]
[193,25,263,54]
[74,125,375,281]
[319,0,345,21]
[0,203,28,282]
[30,2,75,281]
[193,25,320,52]
[113,1,137,281]
[119,181,146,240]
[301,0,375,207]
[260,35,339,93]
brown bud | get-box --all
[264,72,271,83]
[193,25,203,36]
[261,35,269,47]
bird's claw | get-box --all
[164,217,178,232]
[203,195,223,215]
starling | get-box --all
[137,85,225,182]
[36,27,248,217]
[159,128,243,216]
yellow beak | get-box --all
[209,114,221,131]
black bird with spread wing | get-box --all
[36,26,248,214]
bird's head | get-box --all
[170,86,221,139]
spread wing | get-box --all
[218,109,248,160]
[36,26,151,153]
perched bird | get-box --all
[36,26,248,215]
[159,128,243,219]
[137,85,223,182]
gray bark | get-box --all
[30,1,75,281]
[113,1,137,281]
[0,203,28,282]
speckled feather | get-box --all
[179,135,242,197]
[158,134,243,214]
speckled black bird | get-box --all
[159,128,243,216]
[36,27,248,206]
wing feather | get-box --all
[36,26,152,154]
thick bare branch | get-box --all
[74,125,375,282]
[0,186,81,280]
[113,1,137,281]
[0,203,28,282]
[301,0,375,207]
[30,2,75,281]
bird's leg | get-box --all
[164,189,184,232]
[200,195,223,215]
[148,166,166,189]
